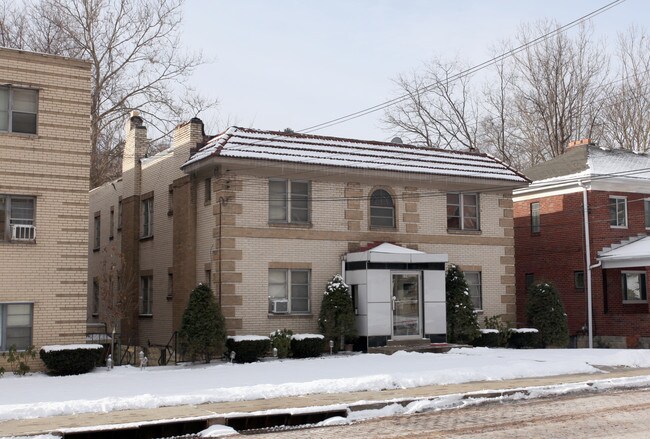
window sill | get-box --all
[139,314,153,318]
[268,222,312,229]
[167,210,173,217]
[623,300,647,304]
[92,313,99,318]
[369,226,397,231]
[531,232,541,237]
[166,295,173,301]
[0,131,38,139]
[447,228,482,235]
[93,247,100,252]
[267,313,312,318]
[140,235,154,242]
[610,225,628,229]
[5,239,37,245]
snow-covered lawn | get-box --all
[2,348,650,421]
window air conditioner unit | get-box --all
[11,224,36,241]
[271,299,289,313]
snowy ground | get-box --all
[2,348,650,423]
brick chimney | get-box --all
[172,117,205,159]
[567,138,594,149]
[122,110,148,197]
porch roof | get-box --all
[597,235,650,269]
[345,243,448,264]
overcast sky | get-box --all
[181,0,640,141]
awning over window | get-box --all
[598,235,650,269]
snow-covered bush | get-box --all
[507,328,542,349]
[474,329,501,348]
[270,329,293,359]
[291,334,324,358]
[178,283,226,363]
[526,282,569,347]
[318,274,356,352]
[39,344,103,376]
[445,264,480,344]
[226,336,271,363]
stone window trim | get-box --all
[609,196,628,229]
[268,267,311,315]
[368,186,398,231]
[0,85,39,136]
[0,302,33,352]
[622,271,647,304]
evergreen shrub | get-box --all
[270,329,293,358]
[318,274,356,352]
[226,337,271,363]
[526,282,569,347]
[39,345,103,375]
[291,334,324,358]
[508,328,542,349]
[445,264,480,344]
[178,284,227,363]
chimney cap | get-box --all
[130,110,141,118]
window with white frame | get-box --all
[622,271,647,302]
[447,193,479,231]
[141,197,153,238]
[93,213,100,250]
[268,179,309,223]
[0,86,38,134]
[0,195,35,242]
[370,189,395,228]
[268,269,310,313]
[609,196,627,228]
[0,303,33,351]
[645,199,650,229]
[140,276,153,315]
[531,202,540,234]
[465,271,482,310]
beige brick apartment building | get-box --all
[0,47,91,361]
[88,116,528,351]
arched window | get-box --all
[370,189,395,228]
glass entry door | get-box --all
[392,273,421,338]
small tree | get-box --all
[526,282,569,347]
[446,264,480,344]
[318,274,356,351]
[178,284,226,363]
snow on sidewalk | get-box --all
[2,348,650,421]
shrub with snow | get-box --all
[318,274,356,351]
[445,264,480,344]
[526,282,569,348]
[270,328,293,359]
[291,334,324,358]
[178,283,226,363]
[508,328,542,349]
[226,335,271,363]
[39,344,103,376]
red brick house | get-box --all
[514,139,650,348]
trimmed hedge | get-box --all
[508,329,542,349]
[226,337,271,363]
[39,345,103,376]
[291,335,324,358]
[473,330,501,348]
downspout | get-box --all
[579,181,594,348]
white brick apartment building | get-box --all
[89,116,527,351]
[0,47,91,365]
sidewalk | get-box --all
[3,366,650,437]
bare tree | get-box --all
[4,0,217,187]
[601,25,650,151]
[383,58,480,151]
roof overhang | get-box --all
[345,243,448,264]
[598,236,650,269]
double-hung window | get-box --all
[140,276,153,315]
[268,269,310,314]
[93,213,101,250]
[645,199,650,229]
[92,278,100,316]
[0,86,38,134]
[0,195,36,242]
[622,272,647,303]
[141,197,154,238]
[609,196,627,228]
[269,179,309,223]
[447,193,479,231]
[0,303,33,351]
[465,271,482,310]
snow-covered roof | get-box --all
[182,127,528,183]
[598,235,650,269]
[526,145,650,184]
[345,242,447,264]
